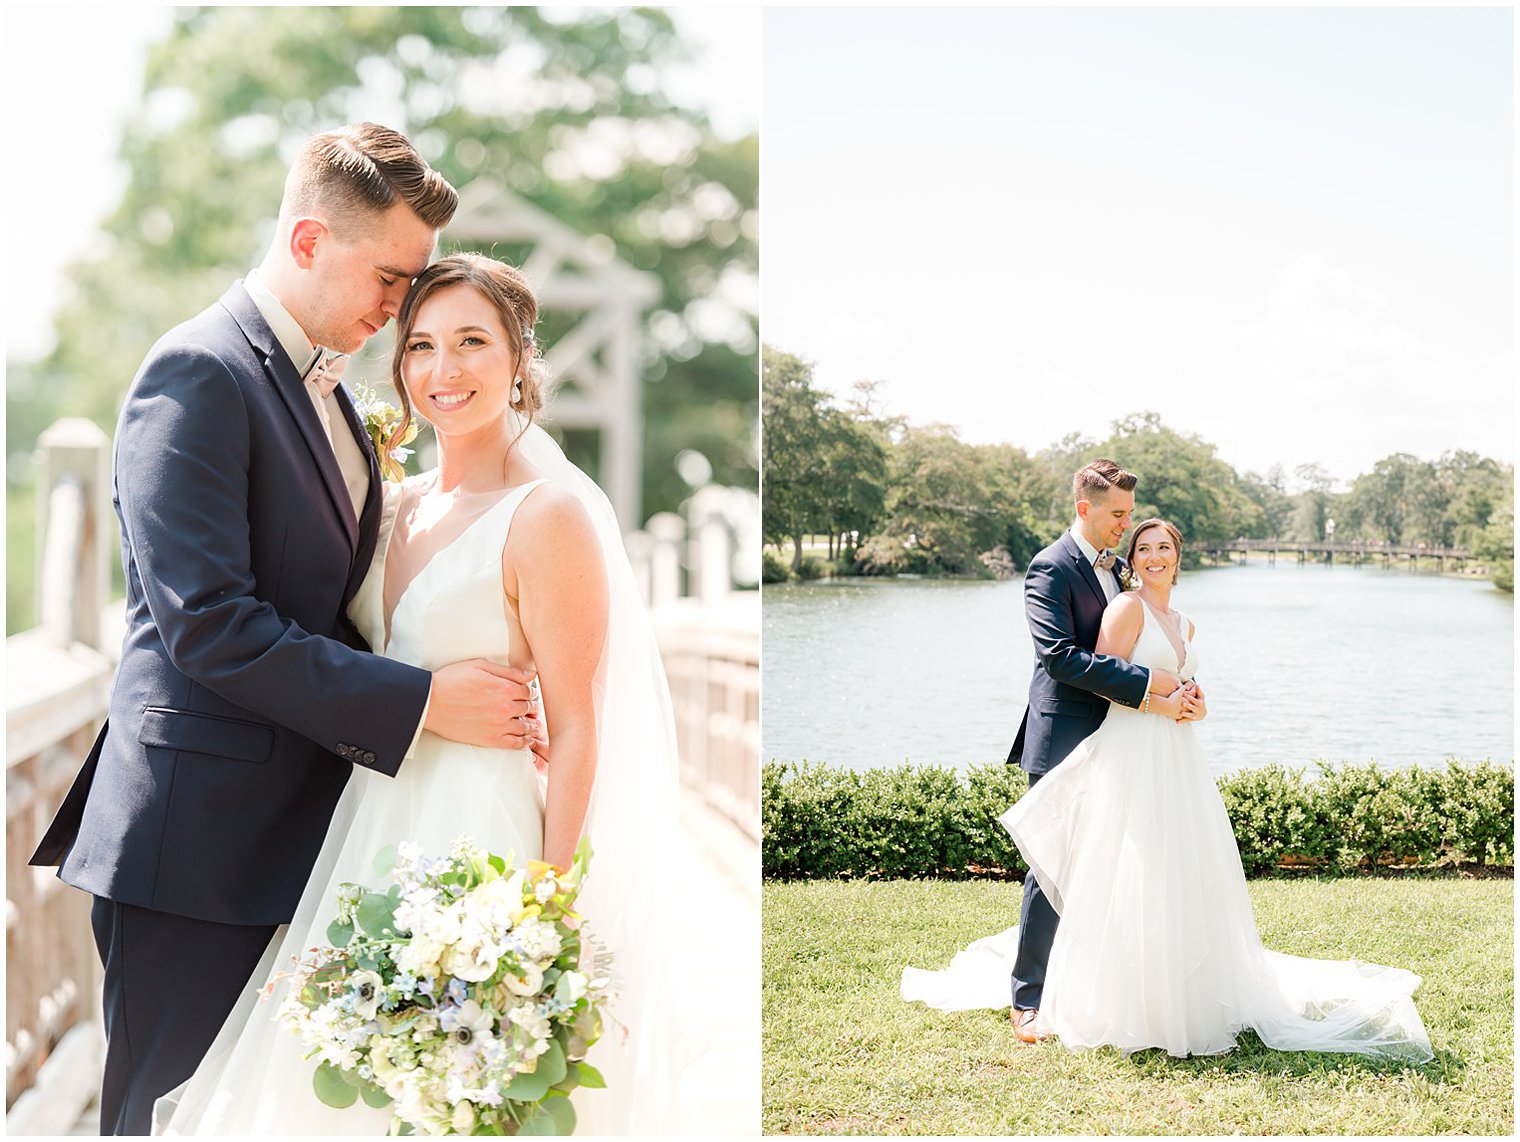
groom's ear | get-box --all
[289,217,327,269]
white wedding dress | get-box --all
[159,441,682,1133]
[902,596,1434,1063]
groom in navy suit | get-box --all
[1005,458,1201,1042]
[31,124,544,1134]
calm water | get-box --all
[762,562,1514,776]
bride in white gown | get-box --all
[903,519,1433,1064]
[158,254,681,1133]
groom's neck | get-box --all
[1075,519,1108,552]
[254,258,317,338]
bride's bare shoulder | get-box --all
[1104,591,1143,619]
[507,481,601,561]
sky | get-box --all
[762,7,1514,487]
[3,3,760,364]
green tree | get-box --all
[975,443,1062,567]
[1341,453,1432,545]
[13,6,755,519]
[1095,412,1259,558]
[816,407,888,561]
[1473,479,1514,592]
[1289,463,1338,542]
[1434,450,1507,550]
[761,345,830,572]
[1238,465,1294,539]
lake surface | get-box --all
[762,562,1514,776]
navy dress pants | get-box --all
[1010,770,1059,1011]
[91,897,275,1135]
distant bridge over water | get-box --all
[1204,538,1476,569]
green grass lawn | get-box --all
[763,879,1513,1135]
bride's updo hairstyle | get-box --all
[1125,518,1184,584]
[387,253,547,453]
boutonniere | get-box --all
[351,386,418,483]
[1118,563,1140,591]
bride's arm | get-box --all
[505,486,610,871]
[1094,594,1143,661]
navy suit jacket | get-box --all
[1007,531,1151,776]
[31,282,432,926]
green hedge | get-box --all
[762,759,1514,879]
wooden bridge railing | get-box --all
[630,485,761,840]
[6,419,113,1133]
[1205,538,1475,566]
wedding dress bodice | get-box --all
[1127,594,1195,683]
[348,475,546,671]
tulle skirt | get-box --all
[903,708,1433,1063]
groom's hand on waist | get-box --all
[425,660,540,750]
[1147,668,1182,697]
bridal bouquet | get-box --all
[277,837,612,1136]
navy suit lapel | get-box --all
[220,283,359,554]
[1061,531,1109,610]
[333,385,383,608]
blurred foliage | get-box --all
[8,5,757,631]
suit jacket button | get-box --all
[363,751,376,764]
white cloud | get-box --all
[1210,254,1513,480]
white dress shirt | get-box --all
[1070,524,1153,698]
[1070,524,1120,602]
[243,271,369,522]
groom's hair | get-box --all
[282,122,458,234]
[1073,458,1137,504]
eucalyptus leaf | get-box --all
[501,1066,553,1103]
[326,919,354,948]
[313,1062,358,1109]
[542,1094,577,1135]
[535,1039,568,1087]
[373,843,397,878]
[550,1062,579,1094]
[516,1112,559,1136]
[576,1061,607,1089]
[357,892,397,937]
[359,1079,392,1108]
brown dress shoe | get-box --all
[1011,1007,1042,1043]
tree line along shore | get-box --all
[762,346,1514,591]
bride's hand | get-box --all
[1176,681,1208,722]
[1150,689,1185,720]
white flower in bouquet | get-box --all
[277,836,611,1135]
[502,960,545,998]
[351,970,384,1020]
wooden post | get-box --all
[647,512,686,608]
[687,486,732,608]
[34,419,111,650]
[9,418,114,1122]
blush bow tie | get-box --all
[302,347,350,398]
[1094,549,1116,572]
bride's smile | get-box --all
[401,284,524,440]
